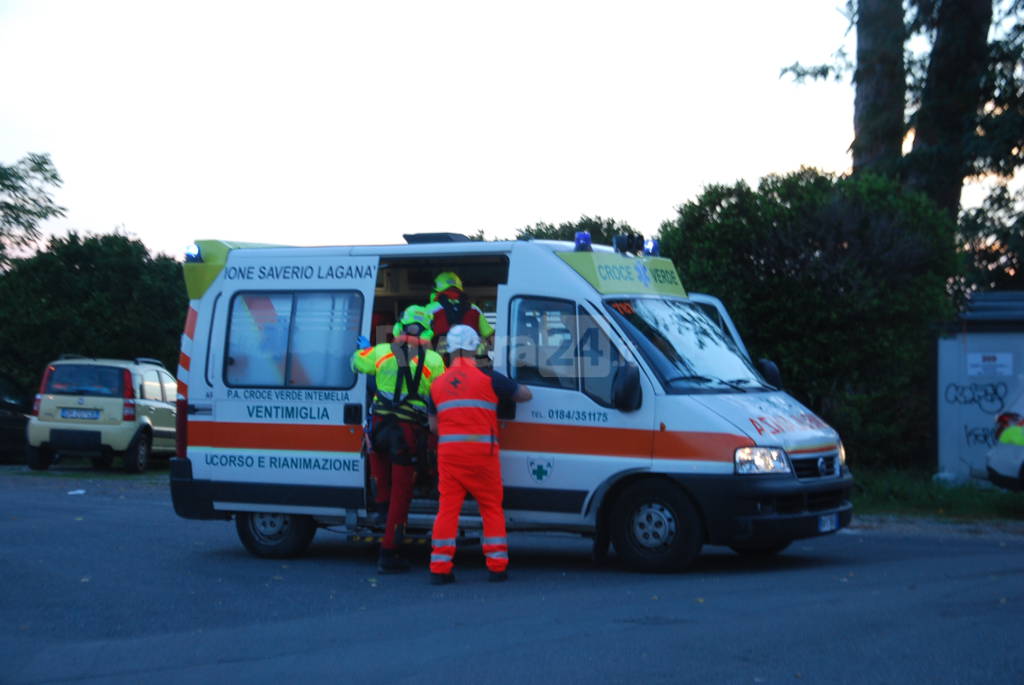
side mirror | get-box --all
[757,358,782,388]
[612,363,642,412]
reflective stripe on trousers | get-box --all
[430,456,508,574]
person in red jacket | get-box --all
[427,325,531,584]
[426,271,495,358]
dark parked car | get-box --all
[0,372,30,463]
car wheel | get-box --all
[729,541,791,557]
[610,479,703,572]
[25,445,51,471]
[235,512,316,558]
[123,432,151,474]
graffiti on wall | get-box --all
[963,425,998,448]
[944,382,1008,414]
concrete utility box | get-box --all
[937,291,1024,484]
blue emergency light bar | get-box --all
[574,231,593,252]
[184,244,203,263]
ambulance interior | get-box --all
[370,255,509,346]
[368,255,509,505]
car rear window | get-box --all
[45,365,124,397]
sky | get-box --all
[0,0,856,259]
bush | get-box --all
[0,232,186,390]
[659,168,958,468]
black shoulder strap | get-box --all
[394,343,425,406]
[438,293,467,327]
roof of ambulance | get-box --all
[213,238,618,258]
[347,239,614,257]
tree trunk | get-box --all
[904,0,993,218]
[853,0,906,177]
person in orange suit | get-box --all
[427,324,531,584]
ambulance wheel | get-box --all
[730,541,791,557]
[122,432,150,474]
[236,512,316,558]
[610,480,703,572]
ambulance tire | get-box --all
[122,431,150,474]
[730,541,791,557]
[611,480,703,572]
[236,512,316,558]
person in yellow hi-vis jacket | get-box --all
[352,305,446,573]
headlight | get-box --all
[735,446,791,474]
[838,442,847,468]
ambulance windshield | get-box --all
[605,298,770,393]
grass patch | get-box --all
[852,468,1024,520]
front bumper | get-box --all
[670,470,855,546]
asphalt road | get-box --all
[1,463,1022,685]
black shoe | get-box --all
[377,549,411,574]
[430,572,455,585]
[488,570,508,583]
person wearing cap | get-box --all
[426,271,495,356]
[352,305,446,573]
[427,324,532,584]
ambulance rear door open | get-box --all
[187,248,379,518]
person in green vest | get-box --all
[352,305,446,573]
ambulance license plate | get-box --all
[817,513,839,533]
[61,408,99,420]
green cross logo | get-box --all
[528,459,552,483]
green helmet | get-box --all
[433,271,463,293]
[392,304,434,340]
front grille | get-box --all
[755,488,849,515]
[806,489,846,511]
[792,453,839,479]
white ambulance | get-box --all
[170,233,854,571]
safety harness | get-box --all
[370,341,431,465]
[373,341,427,424]
[436,292,468,330]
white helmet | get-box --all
[446,324,481,353]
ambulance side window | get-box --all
[509,297,579,391]
[577,308,625,408]
[225,291,363,388]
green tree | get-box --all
[516,215,640,246]
[786,1,1022,219]
[0,233,187,390]
[0,153,66,267]
[660,168,958,468]
[958,185,1024,289]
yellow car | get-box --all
[26,356,177,473]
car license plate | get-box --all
[818,513,839,533]
[61,408,100,420]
